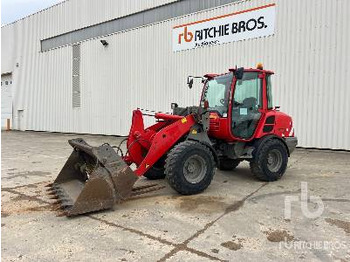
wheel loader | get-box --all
[49,65,298,216]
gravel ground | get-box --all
[1,131,350,262]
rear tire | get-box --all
[218,157,241,171]
[165,141,215,195]
[250,139,288,181]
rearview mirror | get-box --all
[187,77,194,89]
[171,103,178,109]
[235,67,244,80]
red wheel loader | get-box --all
[49,65,297,216]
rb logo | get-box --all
[178,27,193,44]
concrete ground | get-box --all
[1,131,350,262]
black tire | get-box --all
[143,167,166,180]
[165,140,215,195]
[250,139,288,181]
[217,157,241,171]
[143,159,166,180]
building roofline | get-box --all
[1,0,69,28]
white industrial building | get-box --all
[1,0,349,150]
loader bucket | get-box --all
[50,138,138,216]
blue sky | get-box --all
[2,0,64,25]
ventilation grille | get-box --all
[263,116,275,133]
[72,44,81,108]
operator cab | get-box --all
[201,65,274,141]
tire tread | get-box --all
[165,140,215,195]
[250,139,288,181]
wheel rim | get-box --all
[267,149,283,172]
[183,154,207,184]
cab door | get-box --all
[231,72,263,139]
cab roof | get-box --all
[204,68,274,79]
[229,68,274,74]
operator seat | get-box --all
[232,97,261,139]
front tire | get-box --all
[144,159,166,180]
[143,167,166,180]
[165,141,215,195]
[250,139,288,181]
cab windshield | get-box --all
[201,73,233,116]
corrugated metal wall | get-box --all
[40,0,242,51]
[2,0,350,150]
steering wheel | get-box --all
[233,101,243,107]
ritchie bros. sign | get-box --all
[172,4,276,52]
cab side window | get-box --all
[232,72,262,139]
[266,75,273,109]
[234,72,262,108]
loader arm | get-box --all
[125,110,185,165]
[133,113,196,176]
[125,110,169,165]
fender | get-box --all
[253,134,291,156]
[187,124,219,164]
